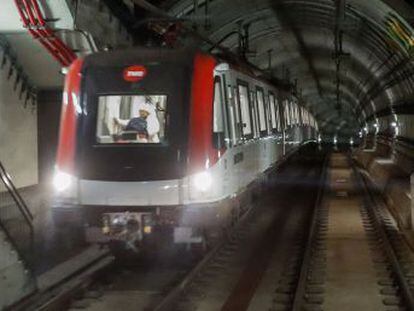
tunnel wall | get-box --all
[367,114,414,143]
[357,112,414,230]
[37,90,62,184]
[0,67,38,188]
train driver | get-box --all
[114,101,160,143]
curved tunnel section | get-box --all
[143,0,414,231]
[160,0,414,144]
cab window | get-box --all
[96,95,167,144]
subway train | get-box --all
[53,48,318,248]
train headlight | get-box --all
[193,171,213,192]
[53,170,73,192]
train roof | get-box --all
[81,47,294,97]
[82,47,200,68]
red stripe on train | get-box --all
[56,58,84,173]
[188,53,222,174]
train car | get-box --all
[53,48,318,248]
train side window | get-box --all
[226,85,234,143]
[256,88,267,136]
[237,83,253,139]
[284,101,290,126]
[293,103,297,125]
[232,86,242,143]
[276,98,281,131]
[265,92,272,135]
[304,108,308,125]
[250,91,259,138]
[292,103,296,125]
[269,93,277,131]
[219,75,231,148]
[289,103,292,127]
[213,77,226,149]
[295,103,298,124]
[284,100,290,127]
[300,106,304,125]
[296,104,300,125]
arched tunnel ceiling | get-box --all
[149,0,414,136]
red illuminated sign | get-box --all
[123,65,147,82]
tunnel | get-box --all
[1,0,414,310]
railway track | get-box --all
[282,153,414,311]
[153,150,327,311]
[25,148,414,311]
[153,152,414,311]
[24,147,325,311]
[356,166,414,310]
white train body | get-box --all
[54,49,318,244]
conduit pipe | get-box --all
[14,0,76,67]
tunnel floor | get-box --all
[23,147,414,310]
[322,154,386,310]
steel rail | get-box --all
[153,149,308,311]
[354,162,414,311]
[153,201,256,311]
[291,153,329,311]
[13,248,115,311]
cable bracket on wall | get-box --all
[0,35,37,109]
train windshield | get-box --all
[96,95,167,144]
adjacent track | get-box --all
[287,153,414,311]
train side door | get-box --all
[279,95,287,156]
[213,73,230,196]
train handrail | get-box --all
[0,160,34,269]
[0,161,33,225]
